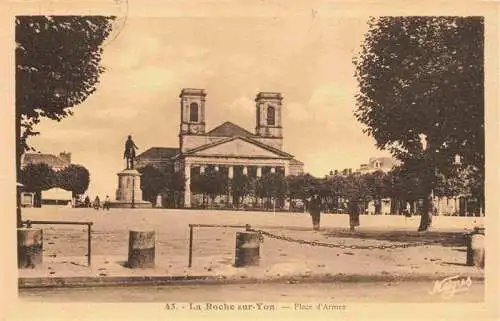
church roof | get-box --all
[206,121,255,138]
[22,153,70,169]
[136,147,179,160]
[183,135,294,158]
[290,158,304,165]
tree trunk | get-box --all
[418,194,433,232]
[390,197,397,215]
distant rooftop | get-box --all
[22,153,70,169]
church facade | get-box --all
[136,88,304,208]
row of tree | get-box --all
[139,163,483,215]
[20,163,90,207]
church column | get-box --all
[243,166,248,176]
[256,166,262,178]
[284,164,290,176]
[200,165,205,174]
[184,161,191,208]
[228,166,234,179]
[270,167,276,174]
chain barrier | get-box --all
[246,228,449,250]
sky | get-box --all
[29,14,391,198]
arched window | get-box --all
[190,102,199,122]
[267,105,275,126]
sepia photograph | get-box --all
[3,0,499,320]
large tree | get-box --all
[286,174,316,211]
[191,169,228,207]
[15,16,115,226]
[20,163,57,207]
[57,164,90,199]
[354,17,484,231]
[231,173,252,208]
[139,165,167,204]
[256,173,288,210]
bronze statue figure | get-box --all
[123,135,139,169]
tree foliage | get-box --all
[139,165,167,203]
[286,174,315,204]
[20,163,56,192]
[16,15,115,153]
[190,169,228,205]
[231,173,252,207]
[58,164,90,197]
[354,17,484,170]
[354,17,484,226]
[256,173,288,209]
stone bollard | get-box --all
[234,232,260,267]
[127,230,155,268]
[18,228,43,268]
[466,226,485,268]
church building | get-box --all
[136,88,304,208]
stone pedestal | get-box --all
[18,228,43,268]
[111,169,152,208]
[127,230,155,268]
[466,226,485,269]
[234,232,260,267]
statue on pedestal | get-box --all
[123,135,139,170]
[113,135,151,208]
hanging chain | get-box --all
[246,228,448,250]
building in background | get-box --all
[21,152,72,170]
[136,88,304,208]
[356,157,396,174]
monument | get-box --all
[112,135,152,208]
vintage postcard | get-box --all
[1,0,499,320]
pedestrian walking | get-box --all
[308,192,322,231]
[93,195,101,210]
[103,195,111,210]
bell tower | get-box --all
[179,88,206,135]
[255,92,283,138]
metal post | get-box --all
[87,223,92,266]
[188,225,193,268]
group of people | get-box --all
[82,195,111,210]
[307,192,360,232]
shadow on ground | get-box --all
[319,229,467,247]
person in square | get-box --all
[103,195,111,210]
[308,191,322,231]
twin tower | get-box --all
[178,88,284,152]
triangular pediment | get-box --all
[185,136,292,159]
[206,121,255,137]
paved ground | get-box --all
[19,280,484,302]
[18,208,484,284]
